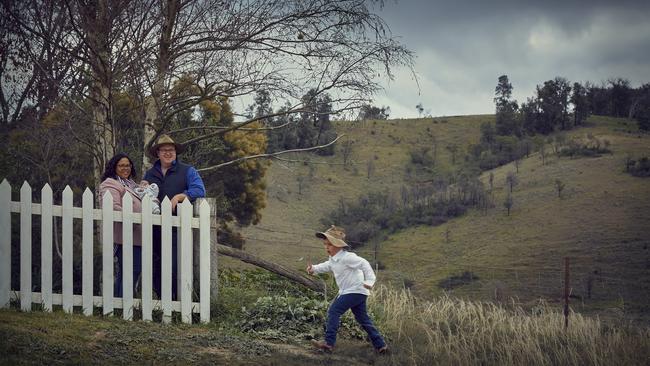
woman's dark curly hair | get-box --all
[101,153,137,181]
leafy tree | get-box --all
[536,77,572,133]
[571,82,590,127]
[608,78,632,118]
[585,82,611,116]
[416,103,424,116]
[494,75,520,136]
[633,84,650,131]
[480,122,496,146]
[358,104,390,120]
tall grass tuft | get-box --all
[368,286,650,365]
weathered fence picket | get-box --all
[0,179,212,324]
[102,192,114,316]
[122,193,134,320]
[0,180,9,309]
[62,186,73,313]
[161,197,172,324]
[20,182,31,311]
[82,188,93,316]
[141,195,152,321]
[42,184,53,312]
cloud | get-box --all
[374,0,650,117]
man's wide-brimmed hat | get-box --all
[316,225,349,248]
[148,134,185,158]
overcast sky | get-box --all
[372,0,650,118]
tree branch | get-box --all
[197,134,344,172]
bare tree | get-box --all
[489,171,494,192]
[503,193,513,216]
[505,171,518,193]
[366,158,375,179]
[555,179,565,198]
[540,143,547,165]
[6,0,415,182]
[341,139,355,168]
[513,155,522,173]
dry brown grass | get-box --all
[368,285,650,365]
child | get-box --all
[134,183,161,214]
[307,225,388,354]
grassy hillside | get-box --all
[241,115,650,320]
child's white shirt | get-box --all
[311,250,376,296]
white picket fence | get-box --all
[0,179,211,324]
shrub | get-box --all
[626,156,650,177]
[558,136,612,158]
[437,271,479,290]
[240,295,373,341]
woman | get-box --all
[98,153,143,298]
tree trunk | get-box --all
[216,244,326,294]
[83,0,115,186]
[142,0,179,173]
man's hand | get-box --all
[171,193,188,210]
[363,284,373,290]
[306,264,314,275]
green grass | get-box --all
[3,282,649,365]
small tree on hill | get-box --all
[494,75,520,136]
[555,179,565,198]
[446,143,459,165]
[505,171,518,193]
[367,159,375,179]
[341,139,355,168]
[633,83,650,131]
[489,172,494,192]
[571,82,590,127]
[503,193,513,216]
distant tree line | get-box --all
[469,75,649,171]
[248,89,337,156]
[495,75,650,137]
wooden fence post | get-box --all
[0,180,11,309]
[193,198,217,302]
[564,257,570,329]
[20,182,32,312]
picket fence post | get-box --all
[199,200,210,323]
[62,186,73,313]
[82,188,93,316]
[20,182,32,312]
[161,197,172,323]
[179,199,192,324]
[141,195,153,321]
[0,180,11,309]
[122,193,134,320]
[41,184,53,312]
[102,192,114,316]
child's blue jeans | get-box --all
[325,293,386,349]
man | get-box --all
[144,134,206,299]
[307,225,388,354]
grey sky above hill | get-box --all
[373,0,650,118]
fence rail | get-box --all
[0,179,211,324]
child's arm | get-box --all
[307,260,331,275]
[346,254,376,289]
